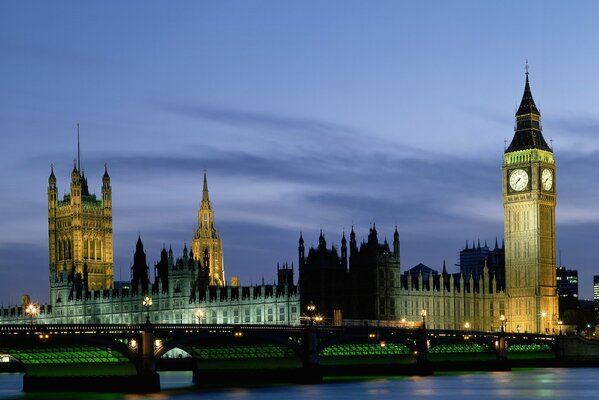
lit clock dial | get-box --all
[542,168,553,191]
[509,169,529,191]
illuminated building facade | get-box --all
[47,160,114,293]
[0,168,299,325]
[300,228,507,331]
[191,172,225,286]
[502,69,559,334]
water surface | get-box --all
[1,368,597,399]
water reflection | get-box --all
[0,369,597,399]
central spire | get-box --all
[516,67,540,116]
[506,65,551,153]
[201,170,211,207]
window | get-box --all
[267,308,273,322]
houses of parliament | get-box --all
[300,70,558,334]
[0,71,558,334]
[1,164,300,325]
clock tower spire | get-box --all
[503,67,558,333]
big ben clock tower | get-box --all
[503,68,558,334]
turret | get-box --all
[349,226,357,258]
[393,225,400,258]
[368,224,378,246]
[102,164,111,205]
[298,232,305,267]
[131,236,149,295]
[318,229,326,251]
[340,231,347,269]
[70,159,82,202]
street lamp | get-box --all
[464,321,471,330]
[420,309,427,328]
[25,303,39,325]
[499,314,506,333]
[558,320,563,335]
[306,302,316,325]
[194,308,205,324]
[516,325,521,333]
[142,296,153,324]
[541,311,548,333]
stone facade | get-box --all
[47,162,114,292]
[300,228,507,331]
[0,167,300,326]
[503,71,559,333]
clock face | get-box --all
[509,169,529,191]
[542,168,553,191]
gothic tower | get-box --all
[191,171,225,286]
[48,160,114,293]
[503,69,558,333]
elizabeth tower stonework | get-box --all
[503,70,558,334]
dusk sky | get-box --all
[2,1,599,303]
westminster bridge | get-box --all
[0,323,596,392]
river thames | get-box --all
[0,368,597,399]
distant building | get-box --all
[299,226,507,331]
[556,267,578,298]
[458,239,505,284]
[594,276,599,306]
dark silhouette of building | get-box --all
[131,236,150,295]
[298,230,348,321]
[458,239,505,291]
[298,225,400,321]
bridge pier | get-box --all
[497,332,507,361]
[301,327,322,383]
[416,328,429,366]
[138,324,160,392]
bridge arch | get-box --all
[155,329,305,368]
[0,332,141,376]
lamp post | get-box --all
[499,314,506,333]
[420,309,427,329]
[306,302,316,326]
[558,320,563,335]
[142,296,153,324]
[25,303,39,326]
[541,311,548,334]
[194,308,205,324]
